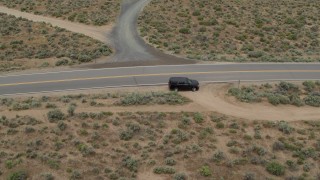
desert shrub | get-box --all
[228,88,241,96]
[12,102,30,111]
[41,173,54,180]
[278,82,299,93]
[173,173,187,180]
[126,123,141,132]
[267,94,278,105]
[278,121,294,134]
[153,166,176,174]
[303,163,311,172]
[55,59,69,66]
[170,129,189,144]
[266,162,285,176]
[77,143,95,156]
[25,127,35,133]
[193,112,204,123]
[211,151,225,163]
[47,109,65,122]
[216,122,225,129]
[293,148,317,160]
[290,95,304,107]
[273,141,285,151]
[117,92,189,106]
[122,156,138,172]
[248,51,263,58]
[40,62,50,68]
[78,112,89,119]
[45,103,57,108]
[0,98,13,106]
[303,81,316,92]
[179,28,191,34]
[286,160,298,171]
[119,130,134,141]
[165,158,176,166]
[304,94,320,107]
[70,170,82,180]
[199,165,212,177]
[252,146,267,156]
[57,121,67,131]
[68,104,76,116]
[7,171,28,180]
[6,159,21,169]
[244,172,255,180]
[227,140,238,147]
[192,10,201,16]
[229,122,239,129]
[46,159,60,169]
[278,95,290,104]
[228,87,261,103]
[179,116,191,129]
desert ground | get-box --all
[0,82,319,179]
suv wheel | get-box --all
[174,88,178,92]
[192,87,196,92]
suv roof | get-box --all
[169,77,188,82]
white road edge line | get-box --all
[1,62,320,78]
[1,78,319,96]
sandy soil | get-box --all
[4,83,320,121]
[0,5,112,43]
[182,83,320,121]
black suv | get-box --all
[168,77,199,92]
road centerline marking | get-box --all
[0,70,320,87]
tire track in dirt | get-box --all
[182,84,320,121]
[0,5,112,43]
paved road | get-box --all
[0,63,319,95]
[106,0,191,64]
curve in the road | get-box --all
[0,1,193,67]
[109,0,154,62]
[104,0,194,65]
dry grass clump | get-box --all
[0,13,112,72]
[139,0,320,62]
[0,0,121,26]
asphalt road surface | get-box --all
[0,63,319,96]
[106,0,192,65]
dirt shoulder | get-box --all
[182,83,320,121]
[3,83,320,121]
[1,83,320,179]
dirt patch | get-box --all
[3,83,320,121]
[182,83,320,121]
[0,5,113,43]
[1,84,320,179]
